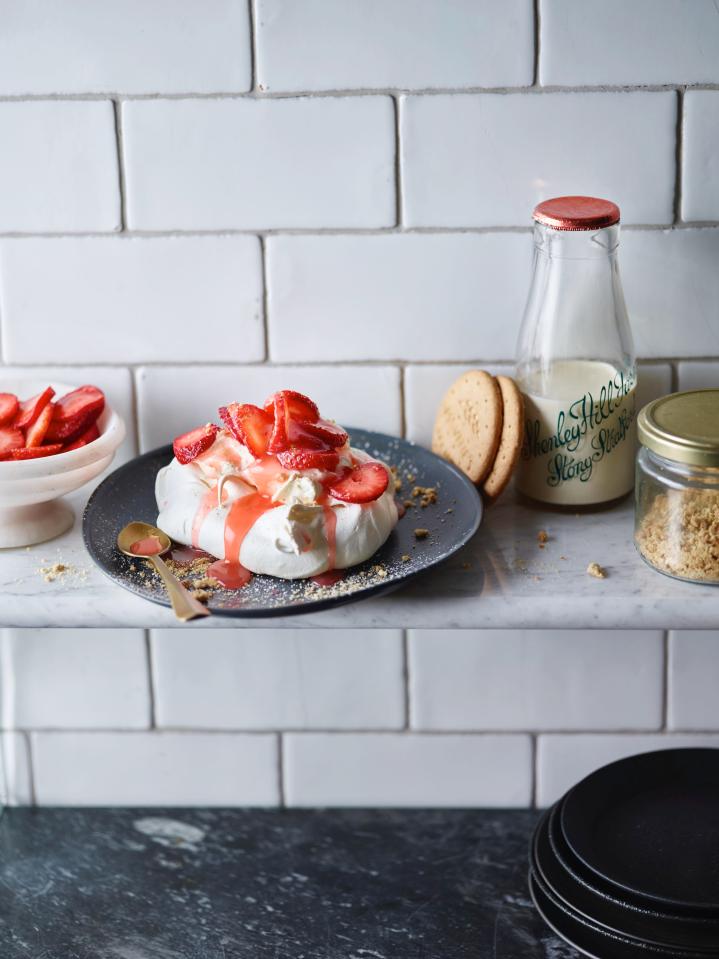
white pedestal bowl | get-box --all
[0,380,126,548]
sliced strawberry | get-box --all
[173,423,218,465]
[292,418,348,450]
[0,427,25,459]
[14,386,55,430]
[45,385,104,442]
[62,423,100,452]
[25,401,55,448]
[219,403,273,457]
[267,392,291,453]
[5,444,63,460]
[329,461,389,504]
[264,390,319,424]
[0,393,19,426]
[277,447,340,471]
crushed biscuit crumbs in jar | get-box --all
[635,390,719,584]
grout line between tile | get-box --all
[259,235,270,361]
[402,629,410,730]
[277,733,286,807]
[25,731,37,807]
[673,88,685,224]
[533,0,541,88]
[393,94,403,228]
[530,733,538,808]
[145,630,157,729]
[248,0,259,93]
[662,631,671,732]
[113,99,128,232]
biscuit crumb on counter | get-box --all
[37,561,87,584]
[414,528,429,540]
[537,529,549,547]
[587,562,607,579]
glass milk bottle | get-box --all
[515,196,637,506]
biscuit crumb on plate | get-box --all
[414,528,429,540]
[587,562,607,579]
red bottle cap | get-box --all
[533,195,620,231]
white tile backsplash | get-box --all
[267,233,530,362]
[0,630,149,730]
[621,229,719,358]
[668,632,719,730]
[540,0,719,86]
[0,0,718,811]
[123,97,396,230]
[0,0,252,95]
[136,364,401,451]
[402,92,676,227]
[0,101,119,233]
[284,733,532,807]
[32,732,279,806]
[0,732,32,805]
[537,733,719,806]
[255,0,534,92]
[152,629,405,730]
[0,237,264,364]
[682,92,719,222]
[677,362,719,391]
[409,630,664,732]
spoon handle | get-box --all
[147,553,210,621]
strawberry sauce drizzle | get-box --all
[311,569,345,587]
[224,492,279,564]
[207,559,253,589]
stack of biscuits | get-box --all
[432,371,524,502]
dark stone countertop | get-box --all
[0,807,579,959]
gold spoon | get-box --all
[117,521,210,621]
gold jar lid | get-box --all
[638,390,719,467]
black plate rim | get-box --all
[559,748,719,914]
[530,806,719,952]
[82,431,483,618]
[529,868,715,959]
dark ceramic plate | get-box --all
[530,806,719,951]
[560,749,719,914]
[82,428,482,618]
[529,869,711,959]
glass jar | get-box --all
[515,195,637,507]
[636,390,719,584]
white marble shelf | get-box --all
[2,486,719,629]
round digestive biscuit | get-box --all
[431,371,503,484]
[482,374,525,501]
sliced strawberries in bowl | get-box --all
[45,385,105,443]
[0,393,19,426]
[329,461,389,504]
[0,382,109,466]
[0,427,25,460]
[14,386,55,431]
[25,402,55,448]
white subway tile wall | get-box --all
[32,731,278,806]
[682,92,719,221]
[408,630,664,732]
[136,365,401,451]
[401,92,676,227]
[668,631,719,730]
[0,100,120,233]
[537,733,719,807]
[0,1,718,807]
[151,629,405,730]
[255,0,534,91]
[122,97,396,230]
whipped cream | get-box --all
[156,430,398,579]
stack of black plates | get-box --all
[529,748,719,958]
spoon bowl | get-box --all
[116,521,209,621]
